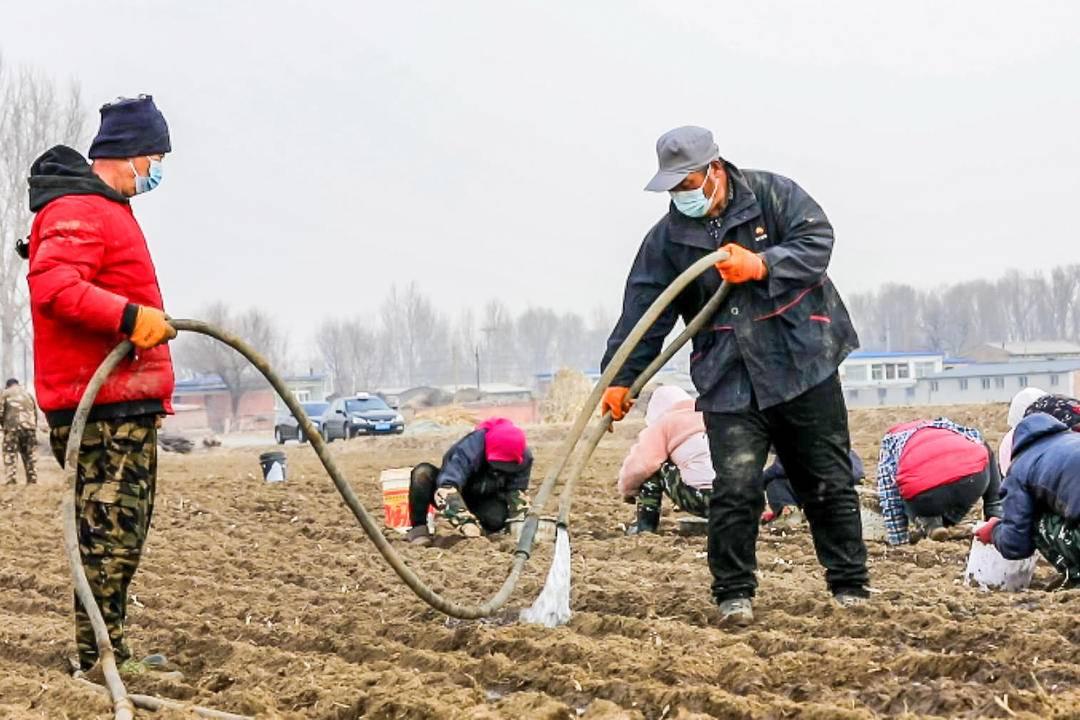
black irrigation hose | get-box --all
[61,249,729,718]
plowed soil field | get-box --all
[1,404,1077,719]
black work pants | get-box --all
[704,374,868,602]
[904,456,1001,526]
[408,462,510,532]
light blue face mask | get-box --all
[130,157,163,194]
[670,166,718,218]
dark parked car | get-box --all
[321,393,405,441]
[274,401,329,444]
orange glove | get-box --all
[130,306,177,350]
[601,386,634,424]
[715,244,767,284]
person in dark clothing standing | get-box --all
[1,378,39,485]
[601,126,869,625]
[25,96,176,674]
[406,417,532,545]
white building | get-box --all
[839,351,945,407]
[965,340,1080,364]
[920,360,1080,405]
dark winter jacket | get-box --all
[993,413,1080,560]
[437,429,533,495]
[26,145,174,425]
[602,163,858,412]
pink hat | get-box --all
[477,417,526,464]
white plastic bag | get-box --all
[964,529,1037,592]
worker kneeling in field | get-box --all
[761,449,865,529]
[876,419,1001,545]
[977,395,1080,589]
[406,417,533,545]
[618,386,714,535]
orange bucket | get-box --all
[380,468,413,532]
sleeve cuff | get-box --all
[119,303,140,335]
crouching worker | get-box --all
[618,386,714,535]
[977,395,1080,589]
[406,417,533,546]
[877,418,1001,545]
[761,450,865,527]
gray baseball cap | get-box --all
[644,126,720,192]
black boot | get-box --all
[625,504,660,535]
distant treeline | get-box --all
[847,265,1080,356]
[312,283,619,394]
[173,266,1080,404]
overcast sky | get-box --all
[2,1,1078,359]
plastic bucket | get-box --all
[381,468,413,532]
[964,532,1037,592]
[259,451,287,483]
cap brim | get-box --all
[489,460,524,473]
[644,169,689,192]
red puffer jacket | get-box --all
[26,145,174,425]
[889,420,988,500]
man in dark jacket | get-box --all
[977,396,1080,589]
[602,126,869,625]
[406,417,533,545]
[26,96,176,673]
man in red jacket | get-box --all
[25,95,176,674]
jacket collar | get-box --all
[663,162,762,251]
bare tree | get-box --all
[514,306,560,379]
[918,291,949,355]
[174,303,288,421]
[479,299,515,383]
[1051,265,1080,340]
[449,308,478,387]
[380,283,448,386]
[0,58,86,380]
[554,311,590,370]
[315,316,383,395]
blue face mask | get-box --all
[670,167,718,218]
[130,157,163,194]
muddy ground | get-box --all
[1,404,1077,719]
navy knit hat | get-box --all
[88,95,171,159]
[1024,393,1080,429]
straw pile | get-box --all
[540,368,594,423]
[413,405,478,426]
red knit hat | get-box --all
[476,417,526,464]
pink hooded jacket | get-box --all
[617,385,715,496]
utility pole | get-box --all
[479,325,497,386]
[474,344,481,391]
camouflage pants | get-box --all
[3,428,37,484]
[637,462,711,518]
[1035,513,1080,589]
[50,417,158,671]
